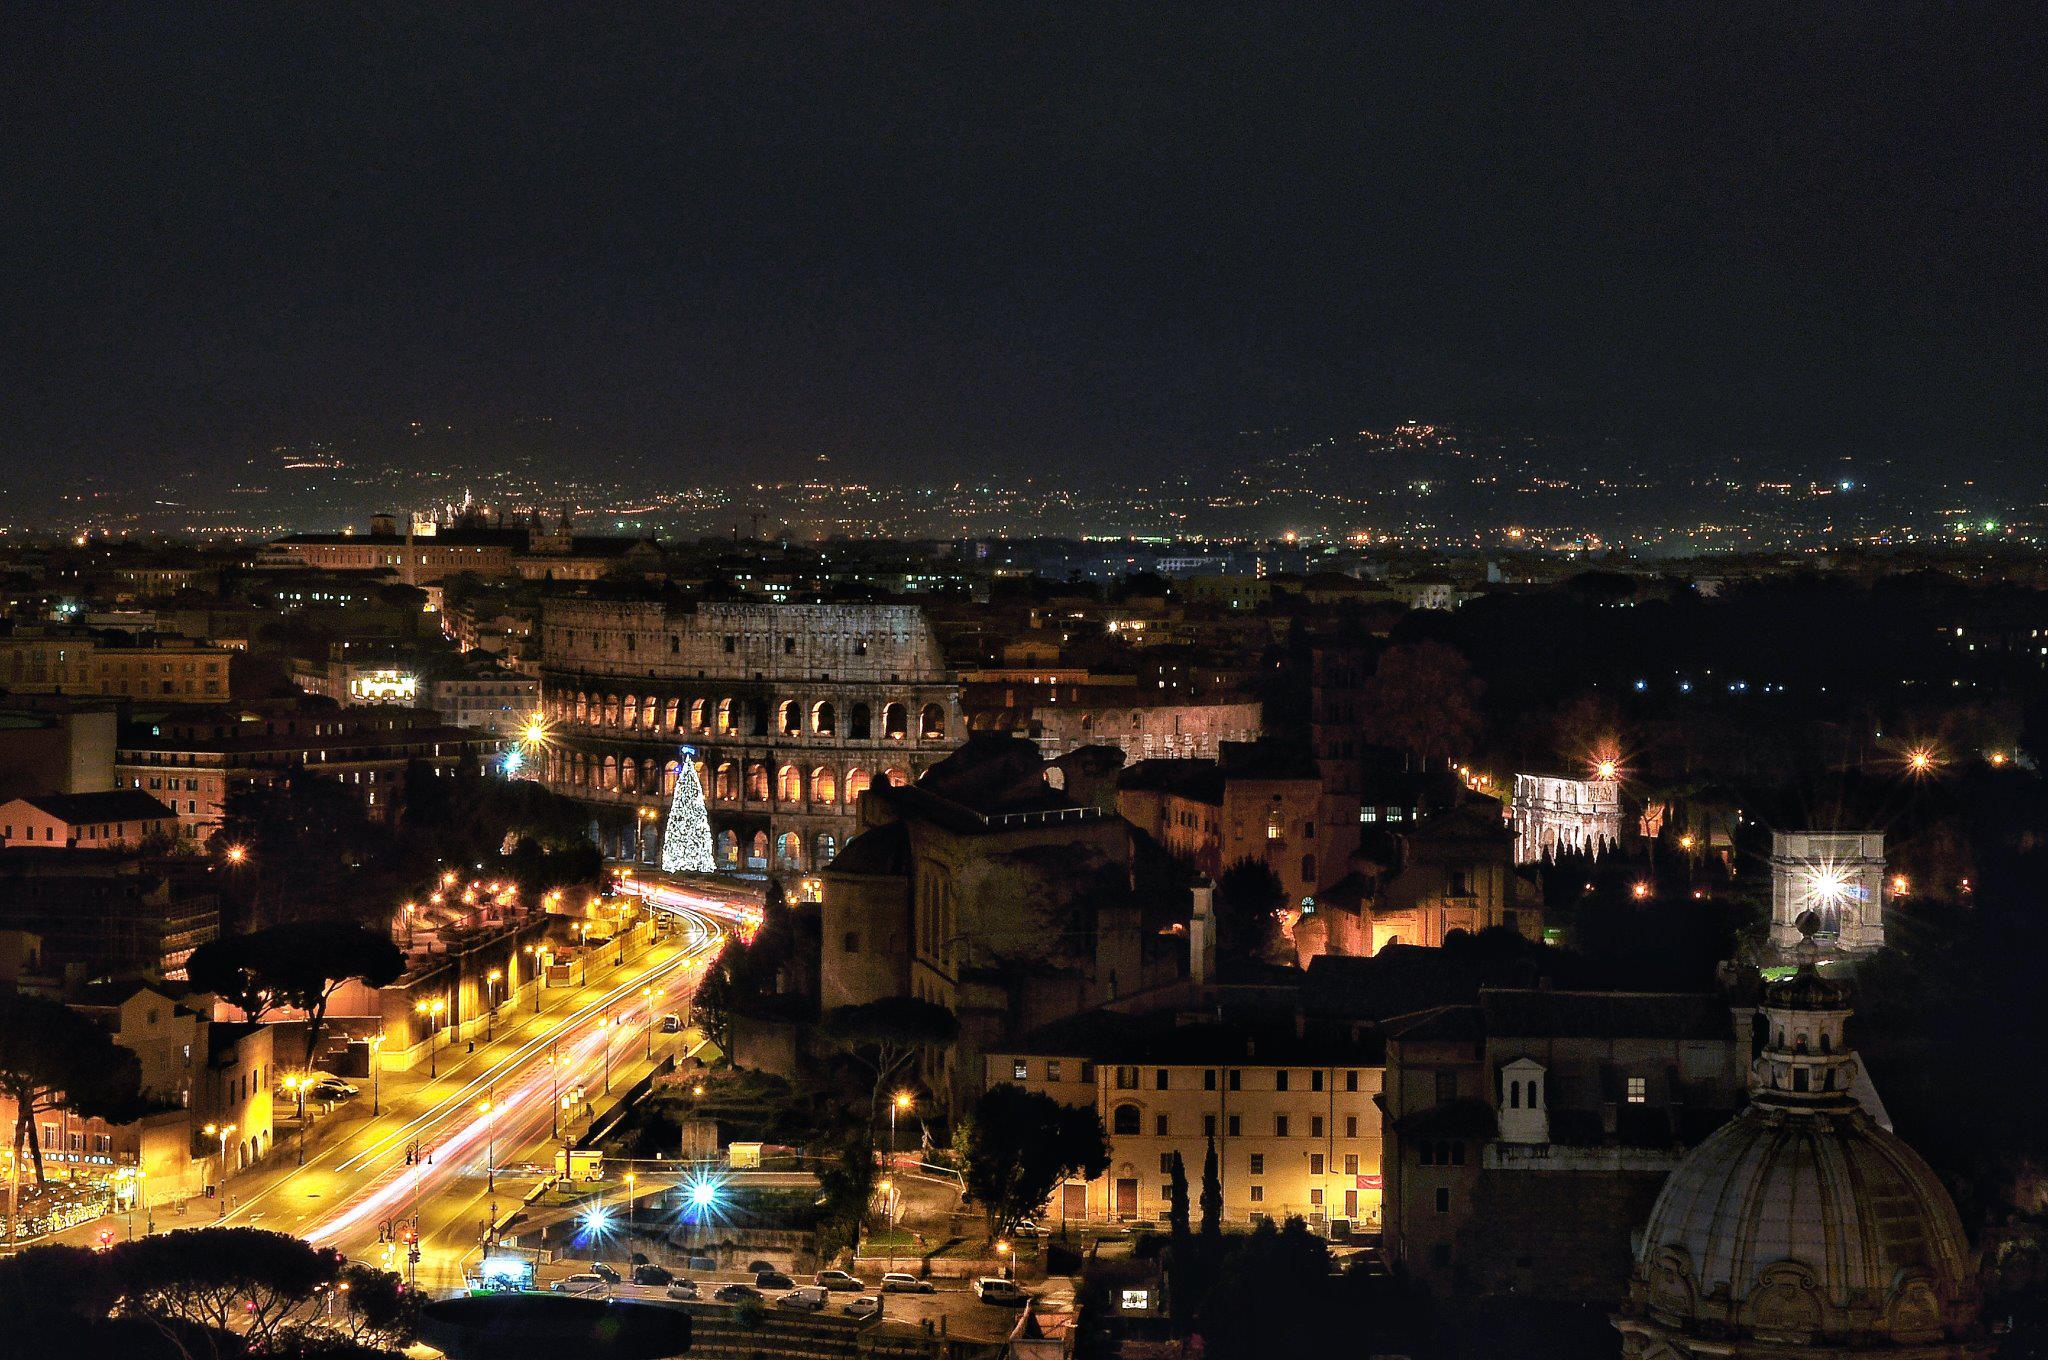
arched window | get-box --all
[883,767,909,788]
[746,763,770,801]
[715,762,737,802]
[602,695,620,727]
[574,692,589,724]
[812,701,836,735]
[1112,1105,1142,1136]
[663,761,681,796]
[779,700,801,735]
[1081,713,1094,732]
[811,767,838,804]
[621,758,640,792]
[777,764,803,802]
[1508,1081,1521,1109]
[749,831,769,867]
[850,703,872,739]
[690,698,709,731]
[919,703,946,740]
[776,832,802,869]
[600,755,618,790]
[815,832,837,865]
[883,703,909,739]
[716,830,739,868]
[844,768,872,803]
[622,696,640,729]
[664,698,681,730]
[717,699,736,734]
[1819,1033,1832,1054]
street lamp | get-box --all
[600,1014,613,1094]
[486,969,503,1042]
[995,1238,1012,1279]
[370,1034,385,1116]
[642,985,655,1060]
[525,944,543,1010]
[201,1122,236,1216]
[480,1096,496,1192]
[625,1171,637,1228]
[891,1091,913,1155]
[281,1074,308,1165]
[415,998,447,1077]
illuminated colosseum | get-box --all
[537,594,962,882]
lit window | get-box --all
[1626,1076,1647,1104]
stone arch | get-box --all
[919,703,946,740]
[883,766,909,788]
[811,766,838,804]
[776,832,802,869]
[663,760,681,796]
[715,762,737,802]
[815,831,837,865]
[621,758,640,792]
[716,830,739,868]
[664,698,681,730]
[883,702,909,739]
[690,698,709,731]
[717,698,737,734]
[749,831,769,867]
[777,764,803,802]
[1112,1104,1142,1136]
[778,700,802,735]
[844,768,872,803]
[849,703,872,739]
[746,762,770,802]
[574,692,589,724]
[600,755,618,790]
[812,700,836,735]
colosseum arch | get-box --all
[621,758,640,792]
[600,755,618,789]
[664,698,681,730]
[882,766,909,787]
[746,762,770,802]
[777,764,803,802]
[749,831,769,866]
[814,831,838,866]
[844,768,871,803]
[717,699,737,734]
[920,703,946,740]
[812,701,836,735]
[850,703,872,739]
[811,767,838,804]
[716,830,739,868]
[778,700,802,736]
[663,760,680,796]
[690,698,709,731]
[883,702,909,739]
[776,832,803,870]
[715,762,737,802]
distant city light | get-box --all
[501,748,524,775]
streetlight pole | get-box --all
[549,1039,560,1137]
[601,1014,613,1094]
[626,1171,636,1229]
[481,1093,496,1193]
[486,969,502,1042]
[370,1035,384,1116]
[642,986,654,1061]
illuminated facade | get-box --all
[537,596,961,876]
[0,629,230,703]
[1510,772,1622,864]
[1769,831,1886,952]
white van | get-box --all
[777,1285,829,1310]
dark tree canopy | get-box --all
[0,991,145,1191]
[960,1082,1110,1238]
[189,921,405,1062]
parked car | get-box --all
[660,1013,683,1033]
[589,1262,622,1283]
[713,1283,763,1304]
[552,1275,610,1296]
[880,1272,934,1294]
[842,1295,881,1318]
[664,1280,700,1301]
[754,1270,794,1291]
[1009,1219,1043,1238]
[633,1264,674,1286]
[777,1286,829,1311]
[814,1269,864,1292]
[974,1278,1030,1305]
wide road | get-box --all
[202,902,729,1291]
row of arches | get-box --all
[547,691,948,742]
[546,750,909,806]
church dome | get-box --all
[1616,965,1988,1357]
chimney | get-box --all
[1189,882,1217,989]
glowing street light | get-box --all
[201,1122,236,1216]
[486,968,503,1042]
[415,997,447,1077]
[224,843,248,866]
[891,1090,914,1153]
[1891,873,1911,896]
[1630,881,1651,901]
[625,1171,637,1227]
[1907,746,1938,775]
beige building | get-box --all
[989,1011,1385,1233]
[0,790,179,850]
[0,629,230,703]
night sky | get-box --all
[4,7,2042,485]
